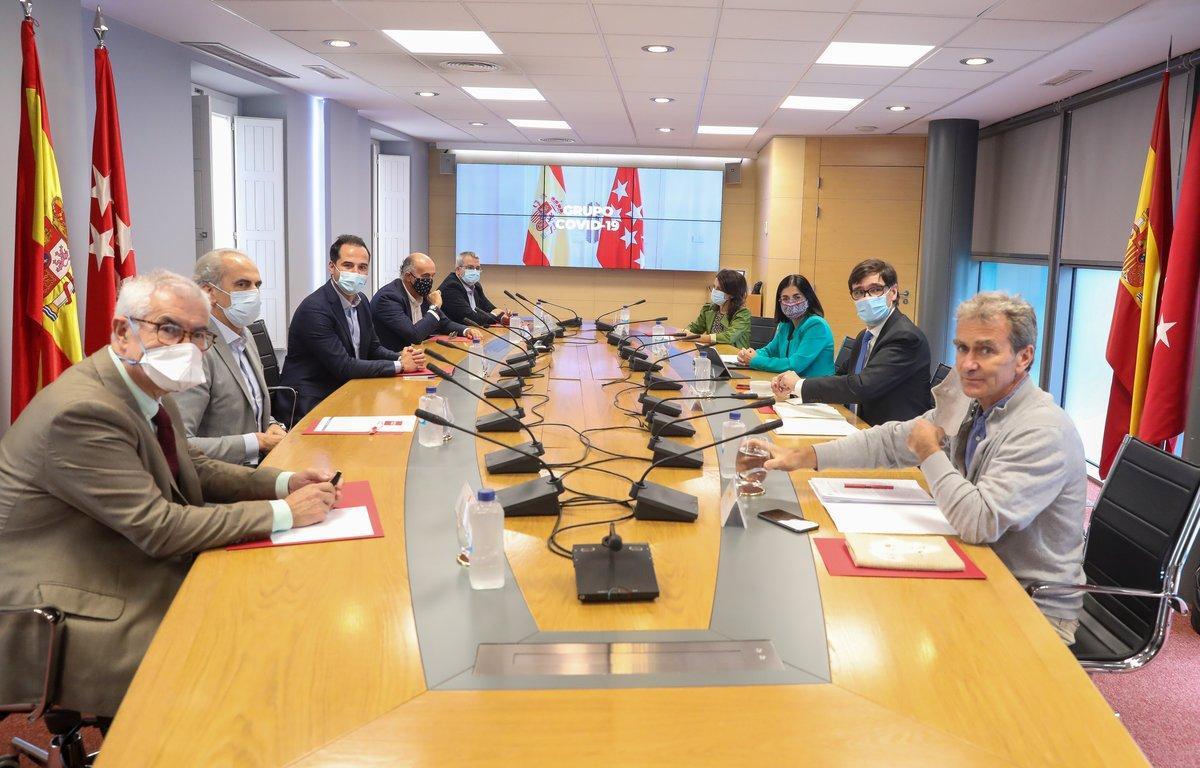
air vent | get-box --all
[439,60,502,73]
[539,137,575,144]
[305,64,348,80]
[855,125,878,132]
[183,42,297,78]
[1040,69,1091,87]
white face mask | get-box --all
[211,284,261,327]
[336,269,368,295]
[124,321,207,393]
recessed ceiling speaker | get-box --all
[724,161,742,186]
[439,151,456,175]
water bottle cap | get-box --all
[477,488,496,502]
[425,386,437,394]
[730,411,741,420]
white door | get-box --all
[233,116,287,348]
[191,95,213,260]
[374,154,410,293]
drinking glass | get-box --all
[693,356,714,397]
[735,440,771,496]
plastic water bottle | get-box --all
[468,488,505,590]
[456,493,472,567]
[720,411,747,481]
[617,306,631,338]
[417,386,450,447]
[650,320,668,361]
[468,336,483,376]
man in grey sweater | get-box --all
[757,292,1086,644]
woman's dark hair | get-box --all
[773,274,823,324]
[714,269,748,317]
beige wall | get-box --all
[427,148,757,330]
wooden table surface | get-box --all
[96,328,1147,768]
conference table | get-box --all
[96,323,1147,767]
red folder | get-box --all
[397,367,437,377]
[813,537,986,580]
[227,480,383,550]
[428,334,469,344]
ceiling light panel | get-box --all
[781,95,864,111]
[383,30,503,55]
[817,42,935,67]
[463,86,545,101]
[698,125,758,135]
[508,118,571,130]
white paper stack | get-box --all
[809,477,956,536]
[775,418,858,437]
[310,415,416,434]
[772,401,843,420]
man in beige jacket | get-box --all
[0,270,337,718]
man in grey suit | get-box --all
[175,249,285,465]
[0,270,338,718]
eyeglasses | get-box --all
[129,317,217,351]
[850,284,892,300]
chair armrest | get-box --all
[0,606,65,719]
[267,386,298,429]
[1026,581,1190,615]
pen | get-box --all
[844,483,893,490]
[330,471,342,486]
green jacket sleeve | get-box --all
[712,307,752,348]
[686,305,711,335]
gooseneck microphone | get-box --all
[604,316,668,346]
[595,298,646,332]
[504,291,558,344]
[628,419,782,523]
[425,362,525,436]
[534,297,582,328]
[415,408,563,517]
[466,319,538,367]
[438,338,532,379]
[649,397,773,438]
[510,291,565,338]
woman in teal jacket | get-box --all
[684,268,752,348]
[735,274,835,376]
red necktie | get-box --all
[152,406,180,478]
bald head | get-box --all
[195,248,263,329]
[400,252,435,277]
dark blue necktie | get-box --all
[853,331,874,374]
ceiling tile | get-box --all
[949,19,1100,50]
[713,38,823,64]
[624,92,700,117]
[574,122,637,144]
[707,60,810,81]
[917,47,1048,72]
[612,57,710,79]
[692,133,754,151]
[319,53,439,86]
[490,33,606,57]
[467,3,599,34]
[722,0,855,9]
[700,94,781,123]
[338,2,480,30]
[833,13,972,45]
[436,72,540,88]
[717,10,844,41]
[604,34,713,60]
[704,79,797,97]
[853,0,994,16]
[852,97,943,119]
[892,67,1004,89]
[485,100,563,119]
[984,0,1149,24]
[616,74,706,95]
[273,30,403,54]
[511,56,613,76]
[800,63,906,85]
[595,5,720,36]
[876,84,971,101]
[633,127,695,147]
[218,1,369,30]
[527,73,619,91]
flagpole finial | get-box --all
[93,5,108,47]
[19,0,33,19]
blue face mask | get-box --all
[462,268,481,285]
[855,295,891,326]
[336,270,367,295]
[710,288,728,306]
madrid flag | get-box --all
[84,42,136,354]
[522,165,569,266]
[11,18,83,421]
[1139,96,1200,445]
[595,167,644,269]
[1100,73,1173,476]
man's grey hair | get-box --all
[401,252,432,276]
[114,269,210,321]
[956,291,1037,353]
[456,250,478,268]
[193,248,248,286]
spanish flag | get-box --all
[521,165,570,266]
[11,17,83,421]
[1100,72,1174,476]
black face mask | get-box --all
[411,275,434,296]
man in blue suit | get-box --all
[278,235,423,422]
[371,252,484,349]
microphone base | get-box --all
[639,394,682,418]
[629,356,663,373]
[630,481,699,523]
[505,351,536,366]
[484,378,523,398]
[606,331,623,346]
[551,326,566,338]
[497,476,563,517]
[499,362,534,378]
[646,437,704,469]
[595,320,615,333]
[644,373,683,391]
[476,408,525,432]
[561,317,583,328]
[648,412,696,438]
[484,440,544,474]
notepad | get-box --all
[810,477,934,505]
[820,502,957,535]
[227,480,384,550]
[844,533,964,571]
[775,418,858,437]
[304,415,416,435]
[772,401,843,420]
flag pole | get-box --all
[93,5,107,48]
[18,0,32,20]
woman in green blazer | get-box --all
[684,269,751,348]
[735,274,835,376]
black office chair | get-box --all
[247,320,298,429]
[748,316,775,349]
[750,281,763,295]
[931,363,952,388]
[1027,436,1200,672]
[0,606,102,768]
[834,336,855,373]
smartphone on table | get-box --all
[757,509,819,534]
